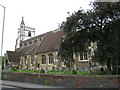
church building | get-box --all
[4,17,97,71]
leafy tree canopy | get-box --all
[59,2,120,74]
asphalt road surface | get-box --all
[2,85,16,88]
[1,84,23,90]
[1,84,40,90]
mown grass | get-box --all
[47,70,88,75]
[7,68,107,75]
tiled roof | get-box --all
[16,42,40,56]
[17,30,64,55]
[6,51,20,62]
[6,29,64,62]
[37,30,64,53]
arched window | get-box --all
[31,55,35,66]
[42,55,46,64]
[24,56,27,66]
[28,31,31,37]
[48,53,54,64]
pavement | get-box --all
[1,80,64,88]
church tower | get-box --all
[15,17,35,50]
[19,17,25,41]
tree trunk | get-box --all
[107,61,112,74]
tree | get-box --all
[59,2,120,74]
[91,2,120,74]
[59,9,91,70]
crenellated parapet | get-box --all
[25,26,35,31]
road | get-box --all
[0,80,64,89]
[1,84,23,90]
[1,84,35,90]
[1,84,19,88]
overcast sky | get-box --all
[0,0,92,56]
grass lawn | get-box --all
[47,70,87,75]
[47,70,105,75]
[8,68,88,75]
[7,68,107,75]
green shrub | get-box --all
[72,70,77,74]
[9,68,17,71]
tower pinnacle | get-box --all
[21,17,25,25]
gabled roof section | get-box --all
[16,42,40,56]
[37,29,64,53]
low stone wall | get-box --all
[2,71,119,88]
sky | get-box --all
[0,0,93,56]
